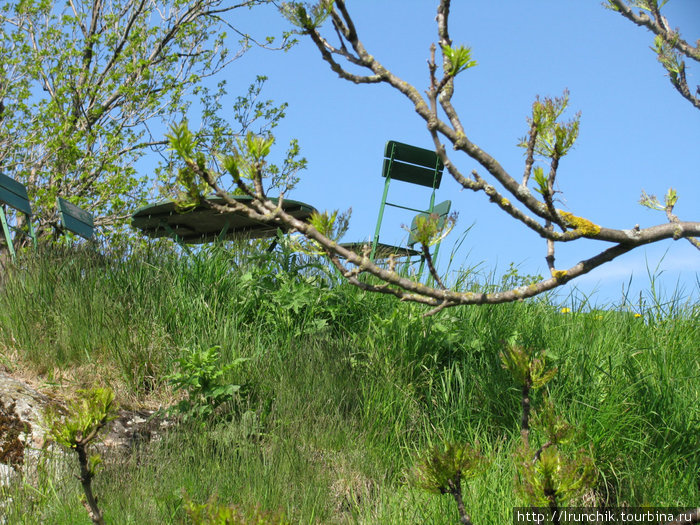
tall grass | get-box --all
[0,246,697,523]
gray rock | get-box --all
[0,372,173,486]
[0,372,53,486]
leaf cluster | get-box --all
[516,444,596,507]
[166,121,212,211]
[532,395,575,447]
[164,345,248,424]
[409,441,485,495]
[640,187,677,210]
[500,342,557,389]
[166,118,306,207]
[280,1,333,32]
[287,209,351,255]
[45,388,117,450]
[441,45,478,77]
[523,90,581,160]
[653,33,684,79]
[410,211,458,248]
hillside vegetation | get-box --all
[0,245,697,524]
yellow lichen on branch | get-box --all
[559,211,601,236]
[551,269,568,280]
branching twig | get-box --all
[607,0,700,109]
[421,243,447,290]
[447,478,473,525]
[665,201,700,251]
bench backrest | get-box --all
[57,197,95,241]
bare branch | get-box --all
[304,24,383,84]
[664,198,700,251]
[421,244,447,290]
[522,120,538,187]
[206,174,699,310]
[607,0,700,61]
[607,0,700,109]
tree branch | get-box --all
[607,0,700,109]
[607,0,700,61]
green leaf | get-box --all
[532,166,548,195]
[410,442,486,495]
[441,44,478,76]
[280,1,333,31]
[664,187,678,208]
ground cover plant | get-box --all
[0,246,697,523]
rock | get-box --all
[0,372,174,487]
[98,409,175,453]
[0,372,54,486]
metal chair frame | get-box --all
[370,140,446,267]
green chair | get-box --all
[341,141,449,268]
[57,197,96,243]
[0,173,37,262]
[371,140,444,259]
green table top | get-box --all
[131,196,317,244]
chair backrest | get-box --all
[382,140,444,189]
[0,173,32,216]
[407,200,452,248]
[0,173,37,261]
[57,197,95,241]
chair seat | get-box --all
[339,242,421,260]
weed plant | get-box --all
[0,245,697,523]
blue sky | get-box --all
[182,1,700,308]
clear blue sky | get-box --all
[181,1,700,308]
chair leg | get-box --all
[0,208,16,262]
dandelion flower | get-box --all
[634,313,642,318]
[561,307,571,314]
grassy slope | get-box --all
[0,246,698,524]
